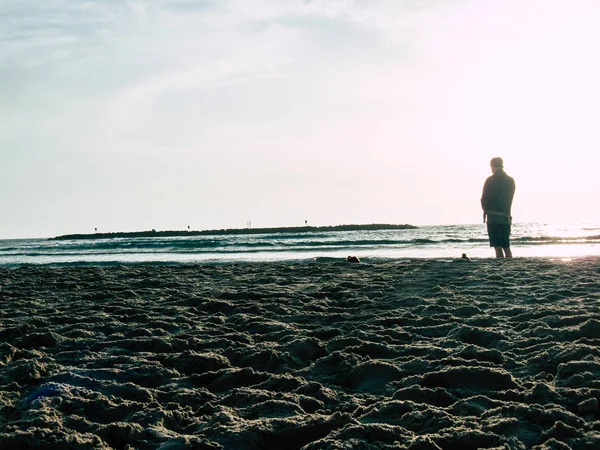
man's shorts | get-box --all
[487,222,511,248]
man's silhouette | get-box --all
[481,157,516,258]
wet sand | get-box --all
[1,257,600,449]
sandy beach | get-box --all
[2,257,600,449]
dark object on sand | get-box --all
[461,253,472,262]
[347,256,360,263]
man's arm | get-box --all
[509,177,516,204]
[481,178,490,222]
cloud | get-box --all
[5,0,599,155]
[0,0,467,154]
[0,1,311,148]
[0,0,421,70]
[110,22,305,130]
[0,1,123,67]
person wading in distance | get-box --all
[481,157,516,258]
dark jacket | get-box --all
[481,169,515,216]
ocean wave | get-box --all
[3,223,600,265]
[5,234,600,257]
[513,235,600,243]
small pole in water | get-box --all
[188,225,190,231]
[95,227,97,233]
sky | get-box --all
[2,0,600,238]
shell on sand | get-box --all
[1,258,600,449]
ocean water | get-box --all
[1,222,600,267]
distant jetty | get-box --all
[51,224,417,240]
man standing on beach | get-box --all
[481,157,516,258]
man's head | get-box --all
[490,157,504,173]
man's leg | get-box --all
[503,247,513,258]
[494,247,504,258]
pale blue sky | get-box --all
[2,0,600,238]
